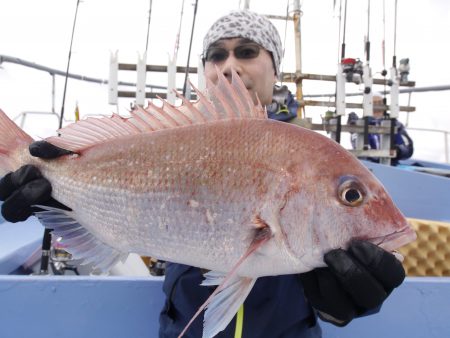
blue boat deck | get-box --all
[0,275,449,338]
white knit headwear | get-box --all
[203,10,283,77]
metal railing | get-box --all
[2,54,450,164]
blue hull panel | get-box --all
[363,160,450,222]
[0,276,449,338]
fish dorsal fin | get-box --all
[45,70,266,152]
[46,114,142,151]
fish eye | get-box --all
[341,187,363,206]
[337,177,365,207]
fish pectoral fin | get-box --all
[34,205,127,273]
[178,227,271,338]
[201,272,256,338]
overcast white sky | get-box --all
[0,0,449,163]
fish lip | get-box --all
[366,225,417,252]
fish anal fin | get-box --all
[34,205,126,273]
[178,226,272,338]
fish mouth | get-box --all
[366,225,417,252]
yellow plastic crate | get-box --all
[399,218,450,276]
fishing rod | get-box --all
[381,0,388,78]
[39,0,81,275]
[174,0,186,59]
[362,0,372,151]
[389,0,400,158]
[145,0,153,54]
[381,0,388,120]
[59,0,81,130]
[279,0,290,87]
[392,0,398,70]
[341,0,348,60]
[182,0,199,98]
[334,0,348,144]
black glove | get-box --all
[299,240,405,326]
[0,141,72,222]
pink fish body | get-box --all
[0,71,416,337]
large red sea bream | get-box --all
[0,70,416,338]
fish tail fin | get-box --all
[0,109,34,176]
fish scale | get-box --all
[30,120,294,274]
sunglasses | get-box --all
[204,43,261,63]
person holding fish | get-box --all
[0,9,411,338]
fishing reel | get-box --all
[399,58,410,83]
[49,239,79,275]
[341,58,364,84]
[148,258,166,276]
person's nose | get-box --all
[219,54,243,82]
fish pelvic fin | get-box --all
[44,70,266,153]
[34,206,127,273]
[0,109,34,176]
[201,273,256,338]
[178,226,272,338]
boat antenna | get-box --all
[182,0,199,97]
[145,0,153,55]
[59,0,81,129]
